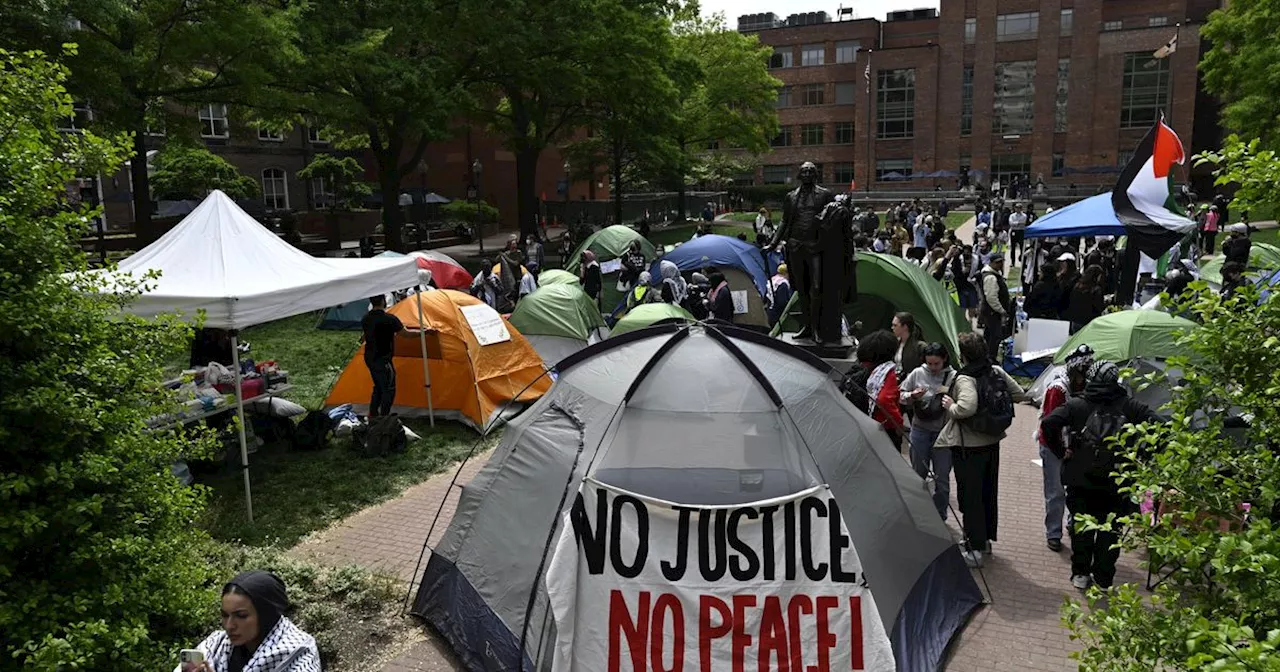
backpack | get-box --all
[1076,405,1128,479]
[839,366,873,415]
[962,367,1014,436]
[912,371,955,422]
[293,410,334,451]
[352,415,407,457]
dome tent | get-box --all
[655,234,772,328]
[564,224,657,310]
[537,269,580,287]
[507,284,609,367]
[411,323,983,670]
[609,302,695,337]
[1199,242,1280,287]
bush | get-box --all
[441,199,499,224]
[0,49,221,669]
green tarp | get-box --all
[508,284,606,342]
[563,225,657,311]
[537,269,580,287]
[1053,310,1197,363]
[1199,242,1280,286]
[610,303,695,337]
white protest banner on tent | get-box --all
[546,479,895,672]
[730,290,749,315]
[458,303,511,346]
[600,258,623,275]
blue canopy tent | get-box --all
[650,234,770,297]
[318,251,406,329]
[1024,193,1126,239]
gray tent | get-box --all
[411,323,982,671]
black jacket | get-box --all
[1040,381,1160,488]
[1063,285,1105,326]
[1222,236,1252,266]
[1024,277,1061,319]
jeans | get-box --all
[982,314,1006,363]
[365,354,396,417]
[909,426,951,518]
[1066,485,1129,587]
[1039,443,1067,541]
[953,444,1000,552]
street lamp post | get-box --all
[471,159,483,255]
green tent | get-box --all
[538,269,580,287]
[1199,242,1280,286]
[508,284,606,341]
[563,225,657,311]
[610,303,695,337]
[1053,310,1197,363]
[848,252,971,361]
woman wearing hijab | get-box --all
[705,267,734,321]
[627,271,655,310]
[178,570,319,672]
[657,260,688,306]
[579,250,602,306]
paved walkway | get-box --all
[293,403,1148,670]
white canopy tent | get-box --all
[97,190,426,522]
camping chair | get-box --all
[1001,339,1050,378]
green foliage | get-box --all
[442,199,499,225]
[730,183,794,206]
[150,142,259,201]
[1200,0,1280,152]
[297,155,372,211]
[0,48,221,670]
[1194,135,1280,222]
[1064,281,1280,670]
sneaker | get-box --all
[1047,538,1063,552]
[962,550,985,568]
[1070,574,1092,590]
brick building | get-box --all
[738,0,1222,193]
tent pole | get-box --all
[230,332,253,524]
[416,289,435,427]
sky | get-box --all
[700,0,941,23]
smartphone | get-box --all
[180,649,205,664]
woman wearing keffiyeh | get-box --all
[178,571,320,672]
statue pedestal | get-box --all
[778,333,857,378]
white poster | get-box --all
[600,258,623,275]
[730,290,749,315]
[458,303,511,345]
[546,480,895,672]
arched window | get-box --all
[262,168,289,209]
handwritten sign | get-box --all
[458,303,511,346]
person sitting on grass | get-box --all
[178,571,319,672]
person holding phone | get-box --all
[178,570,320,672]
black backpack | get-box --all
[962,367,1015,436]
[293,411,334,451]
[352,415,407,457]
[912,371,955,422]
[1075,405,1128,480]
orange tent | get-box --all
[324,290,551,432]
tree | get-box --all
[297,154,372,211]
[279,0,472,252]
[1063,281,1280,669]
[1194,135,1280,220]
[662,13,781,221]
[0,0,298,240]
[1200,0,1280,152]
[0,48,219,669]
[150,142,259,201]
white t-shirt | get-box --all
[1009,212,1028,229]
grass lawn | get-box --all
[1251,227,1280,248]
[945,211,974,230]
[646,222,751,248]
[241,312,362,409]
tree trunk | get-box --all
[612,161,624,226]
[675,143,687,223]
[378,162,404,252]
[515,147,541,242]
[129,111,153,244]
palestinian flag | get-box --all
[1111,118,1196,258]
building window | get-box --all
[1148,16,1169,27]
[961,66,974,136]
[1121,52,1170,129]
[770,126,793,147]
[60,101,93,132]
[802,83,825,106]
[1055,59,1070,133]
[308,126,328,144]
[991,154,1030,186]
[1052,153,1066,176]
[836,40,860,64]
[763,165,792,184]
[800,123,824,146]
[993,60,1036,135]
[199,104,229,138]
[775,86,792,108]
[258,128,284,141]
[1103,20,1123,31]
[834,121,854,144]
[262,168,289,209]
[835,82,856,105]
[802,43,825,66]
[996,12,1039,42]
[876,68,915,139]
[312,177,333,208]
[1060,9,1073,35]
[964,18,976,44]
[1117,150,1135,167]
[833,162,855,184]
[770,48,793,69]
[876,158,913,181]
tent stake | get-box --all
[416,290,435,427]
[231,332,254,524]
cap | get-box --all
[1229,223,1248,234]
[1058,252,1076,262]
[987,252,1005,263]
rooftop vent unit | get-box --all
[886,8,938,21]
[737,12,781,32]
[785,11,831,27]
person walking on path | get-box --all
[900,342,956,518]
[361,295,404,418]
[1035,345,1094,552]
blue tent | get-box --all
[318,251,404,329]
[650,234,770,296]
[1024,193,1126,239]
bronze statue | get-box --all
[770,161,858,345]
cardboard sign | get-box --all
[546,480,895,671]
[458,303,511,346]
[731,290,749,315]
